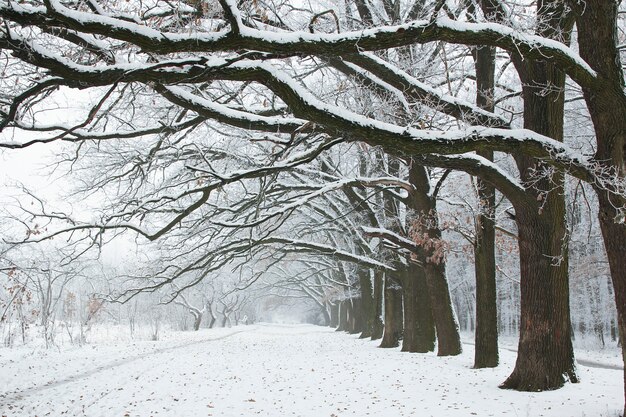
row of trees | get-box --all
[0,0,625,413]
[1,200,616,346]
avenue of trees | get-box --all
[0,0,625,414]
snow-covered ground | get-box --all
[0,324,622,417]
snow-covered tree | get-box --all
[1,0,625,412]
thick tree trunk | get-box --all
[423,261,461,356]
[599,116,626,417]
[500,205,577,390]
[337,300,349,332]
[408,162,462,356]
[371,269,385,340]
[380,271,403,348]
[501,124,578,386]
[473,208,498,367]
[473,41,499,368]
[574,0,626,411]
[380,156,404,348]
[401,269,417,352]
[348,297,364,334]
[401,262,436,353]
[499,0,577,391]
[402,265,418,352]
[598,181,626,413]
[504,62,576,391]
[598,199,626,415]
[346,299,355,332]
[501,110,577,389]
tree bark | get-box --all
[337,299,349,331]
[380,155,404,348]
[408,162,462,356]
[473,204,498,366]
[473,41,499,368]
[330,302,339,328]
[348,297,364,334]
[380,271,404,348]
[423,261,461,356]
[357,266,375,338]
[371,268,385,340]
[595,91,626,417]
[500,204,577,390]
[574,0,626,411]
[346,300,354,332]
[501,0,577,389]
[401,261,436,352]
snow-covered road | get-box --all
[0,324,622,417]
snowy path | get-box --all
[0,324,622,417]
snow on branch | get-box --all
[362,226,422,254]
[211,176,412,229]
[156,86,306,135]
[344,53,509,128]
[0,1,599,89]
[216,0,243,35]
[0,41,605,193]
[257,236,393,271]
[411,153,527,205]
[0,35,608,198]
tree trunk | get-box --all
[473,208,498,367]
[371,268,385,340]
[401,261,436,352]
[193,312,202,331]
[380,156,404,348]
[337,300,349,331]
[346,299,354,332]
[358,267,374,338]
[574,0,626,411]
[598,143,626,416]
[598,189,626,414]
[501,205,577,390]
[423,261,461,356]
[380,271,403,348]
[408,162,462,356]
[348,297,363,334]
[320,305,331,326]
[401,264,417,352]
[330,302,339,328]
[472,39,499,368]
[505,43,576,391]
[499,0,577,391]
